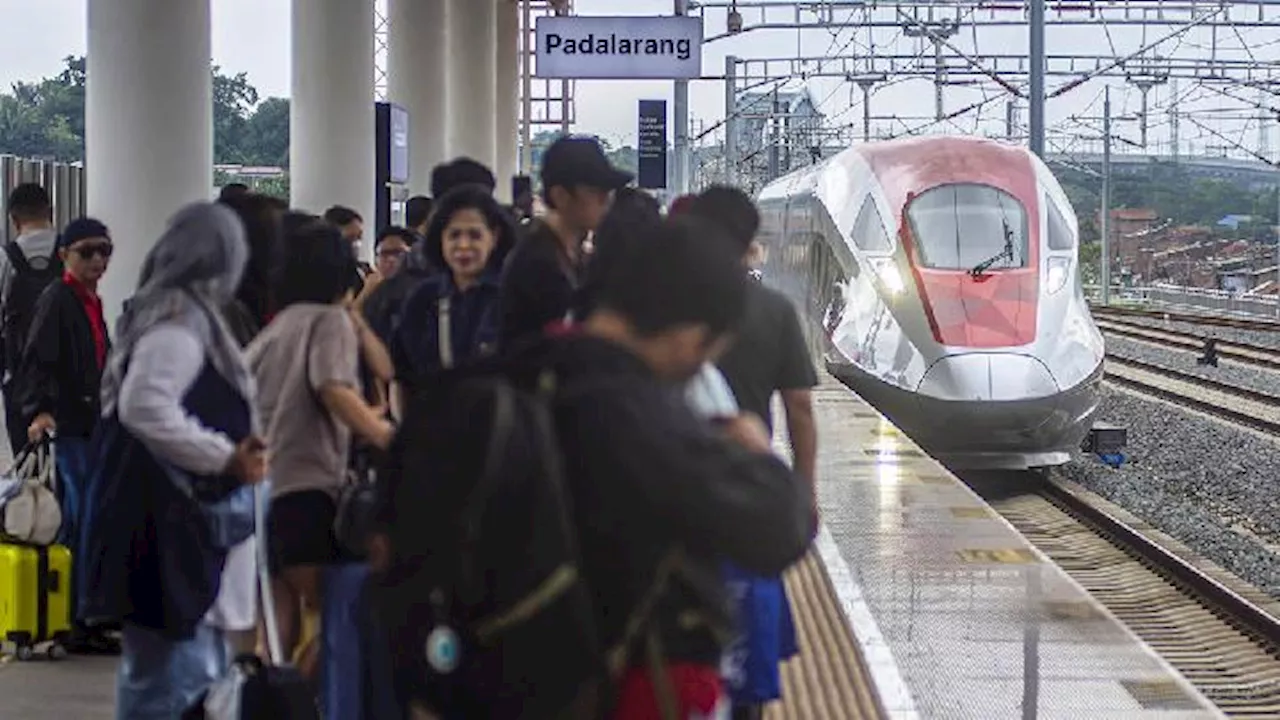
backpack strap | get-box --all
[3,242,31,275]
[437,295,454,369]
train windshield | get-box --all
[906,184,1029,272]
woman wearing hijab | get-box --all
[77,203,267,719]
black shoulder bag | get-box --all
[302,312,383,560]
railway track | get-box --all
[1104,354,1280,435]
[1097,318,1280,372]
[980,475,1280,717]
[1091,304,1280,332]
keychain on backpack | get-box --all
[424,588,461,674]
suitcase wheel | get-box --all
[14,645,33,662]
[46,643,67,661]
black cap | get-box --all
[58,217,110,250]
[540,136,633,193]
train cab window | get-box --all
[851,196,892,252]
[1045,199,1074,251]
[905,184,1029,271]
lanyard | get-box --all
[437,295,454,369]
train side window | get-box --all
[1046,199,1074,251]
[851,196,892,252]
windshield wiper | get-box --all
[970,219,1015,278]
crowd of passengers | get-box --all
[0,135,820,720]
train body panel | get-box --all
[757,135,1104,469]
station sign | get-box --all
[637,100,668,189]
[535,16,703,80]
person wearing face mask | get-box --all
[391,186,515,392]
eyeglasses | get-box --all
[73,242,113,259]
[377,247,408,259]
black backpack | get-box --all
[2,242,62,378]
[373,368,695,719]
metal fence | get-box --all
[1086,283,1280,318]
[0,155,87,245]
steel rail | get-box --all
[1039,477,1280,651]
[1092,304,1280,331]
[1104,354,1280,435]
[1098,320,1280,371]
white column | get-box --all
[495,0,521,202]
[291,0,377,234]
[86,0,213,321]
[447,0,497,171]
[389,0,450,197]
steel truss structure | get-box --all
[373,0,574,168]
[688,0,1280,191]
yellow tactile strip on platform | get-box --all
[766,552,885,720]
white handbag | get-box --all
[0,442,62,546]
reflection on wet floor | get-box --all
[811,380,1221,719]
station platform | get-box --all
[787,378,1223,718]
[0,380,1225,718]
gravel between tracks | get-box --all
[1063,383,1280,599]
[1105,334,1280,396]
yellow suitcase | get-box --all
[0,543,71,660]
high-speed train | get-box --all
[756,135,1104,469]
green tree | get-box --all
[212,67,260,164]
[0,55,85,161]
[242,97,290,168]
[0,56,291,169]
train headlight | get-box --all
[872,259,905,295]
[1046,257,1071,294]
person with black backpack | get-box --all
[373,215,815,719]
[1,183,62,457]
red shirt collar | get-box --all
[62,271,100,303]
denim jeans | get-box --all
[55,435,92,550]
[116,621,230,719]
[55,435,92,630]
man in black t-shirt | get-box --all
[690,185,819,720]
[690,187,818,483]
[498,136,632,350]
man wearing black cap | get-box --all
[498,135,632,349]
[18,217,115,653]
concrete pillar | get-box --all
[447,0,497,171]
[495,0,521,202]
[291,0,377,242]
[86,0,213,321]
[389,0,450,197]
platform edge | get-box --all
[812,524,919,719]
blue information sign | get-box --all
[389,104,410,184]
[637,100,668,190]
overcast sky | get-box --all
[2,0,1277,158]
